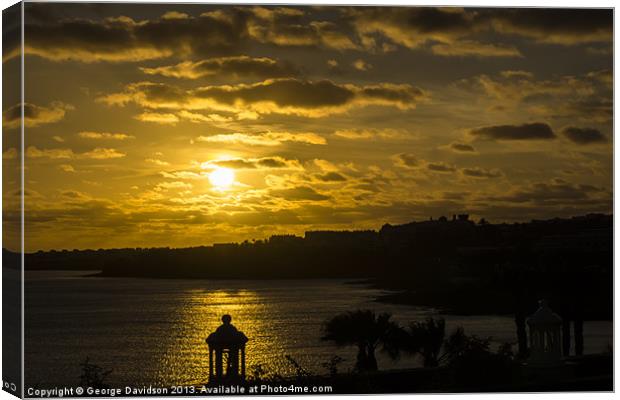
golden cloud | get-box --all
[430,40,522,57]
[140,56,299,80]
[26,146,126,160]
[134,112,180,125]
[196,131,326,146]
[78,131,134,140]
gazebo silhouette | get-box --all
[206,315,249,384]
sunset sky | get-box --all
[2,4,613,251]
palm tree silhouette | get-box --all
[404,317,446,367]
[322,310,403,372]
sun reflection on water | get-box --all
[155,288,288,385]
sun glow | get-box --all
[208,167,235,189]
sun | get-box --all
[209,167,235,189]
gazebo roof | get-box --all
[527,299,562,326]
[206,321,248,347]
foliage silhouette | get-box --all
[79,357,112,389]
[404,317,446,367]
[321,355,345,376]
[322,310,403,372]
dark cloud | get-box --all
[208,156,301,170]
[100,79,427,117]
[270,185,330,201]
[427,162,456,173]
[562,127,607,144]
[20,5,357,63]
[246,6,358,50]
[394,153,419,168]
[17,5,613,64]
[21,7,252,62]
[487,8,613,45]
[563,98,613,123]
[350,7,611,57]
[3,102,73,129]
[316,172,347,182]
[2,3,21,61]
[195,79,355,109]
[449,142,476,152]
[469,122,556,141]
[461,167,502,178]
[489,181,607,205]
[350,7,479,50]
[140,56,299,80]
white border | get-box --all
[0,2,616,400]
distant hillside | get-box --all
[15,213,612,318]
[15,213,610,275]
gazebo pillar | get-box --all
[527,300,563,363]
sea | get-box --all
[24,270,612,388]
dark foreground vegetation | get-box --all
[14,213,612,321]
[79,309,612,394]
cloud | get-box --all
[461,167,502,178]
[489,180,607,205]
[465,70,611,123]
[350,7,611,55]
[469,122,556,141]
[448,142,476,153]
[140,56,299,80]
[393,153,421,168]
[99,78,428,118]
[3,148,18,160]
[488,8,612,45]
[26,146,125,160]
[3,102,73,129]
[155,181,193,191]
[26,146,74,159]
[161,11,190,20]
[352,59,372,71]
[58,164,75,172]
[146,158,171,166]
[246,7,358,50]
[561,127,607,144]
[196,131,326,146]
[560,98,613,123]
[176,110,234,123]
[315,172,347,182]
[431,40,522,57]
[78,131,134,140]
[427,162,456,173]
[204,156,302,170]
[393,153,420,169]
[334,128,403,140]
[16,6,612,66]
[471,72,596,103]
[134,112,180,125]
[18,6,359,64]
[270,185,330,201]
[350,7,483,51]
[500,70,534,79]
[80,148,126,159]
[20,9,251,62]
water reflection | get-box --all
[158,289,288,385]
[25,272,613,388]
